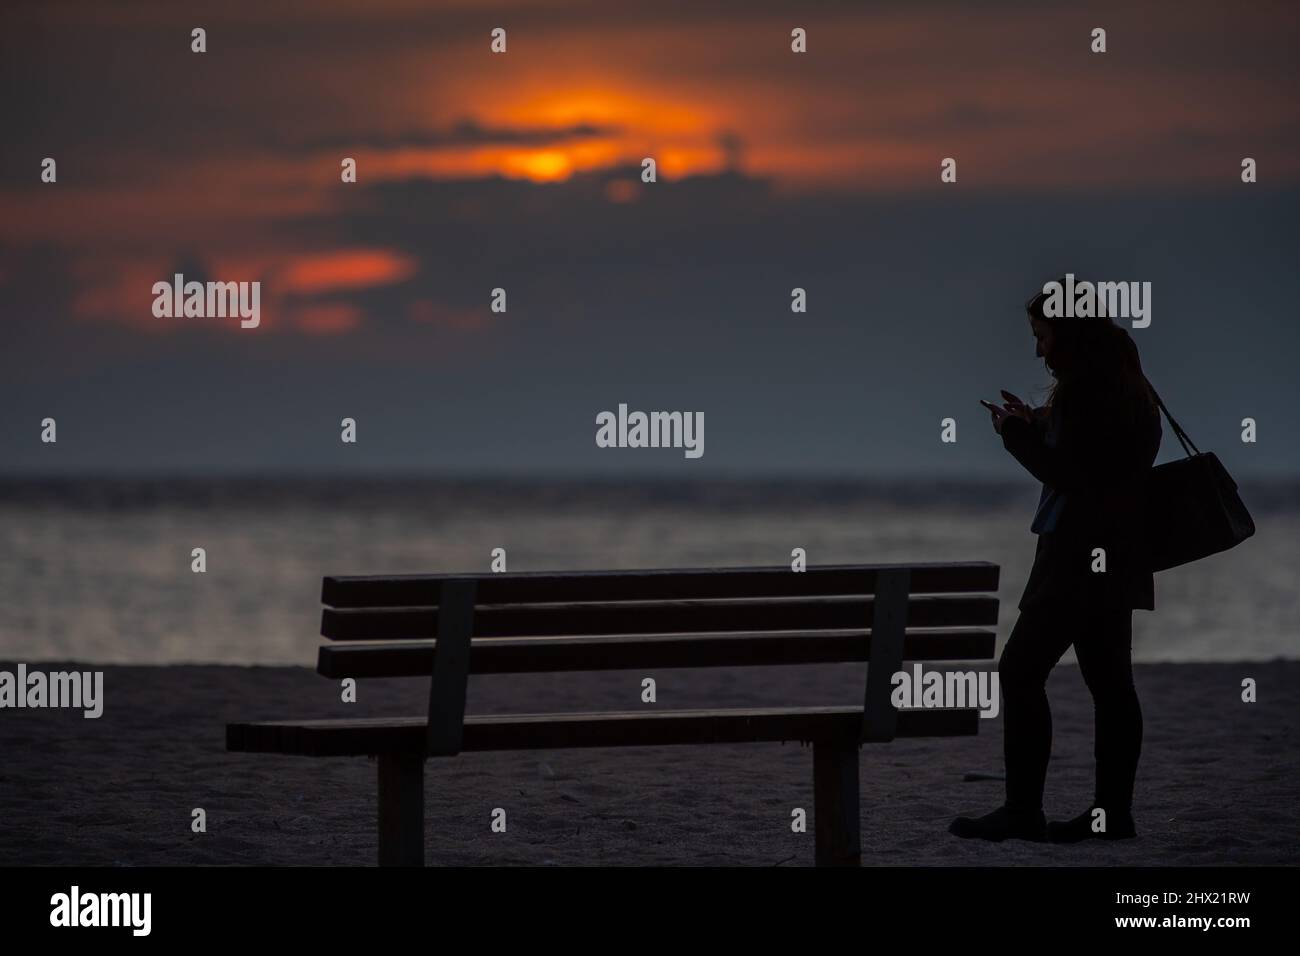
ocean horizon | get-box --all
[2,476,1296,666]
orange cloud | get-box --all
[356,138,633,183]
[278,249,418,294]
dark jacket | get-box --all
[1001,374,1162,611]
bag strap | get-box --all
[1144,378,1200,458]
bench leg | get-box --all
[813,735,861,866]
[377,753,424,867]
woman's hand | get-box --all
[987,403,1015,434]
[988,389,1037,435]
[999,390,1035,422]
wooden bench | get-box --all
[226,561,999,866]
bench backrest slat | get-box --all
[321,595,998,641]
[321,562,998,608]
[317,628,997,679]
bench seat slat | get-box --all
[321,595,999,640]
[322,562,999,608]
[316,628,997,678]
[226,706,980,756]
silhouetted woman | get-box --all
[950,283,1162,842]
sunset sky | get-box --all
[3,0,1298,475]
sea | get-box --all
[1,477,1295,665]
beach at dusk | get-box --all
[3,0,1296,939]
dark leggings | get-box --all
[998,603,1143,815]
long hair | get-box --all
[1026,281,1158,420]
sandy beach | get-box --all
[1,659,1295,866]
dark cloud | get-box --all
[4,163,1298,475]
[3,0,1299,476]
[284,119,624,152]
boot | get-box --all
[949,805,1047,842]
[1047,806,1137,843]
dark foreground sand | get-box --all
[1,660,1296,866]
